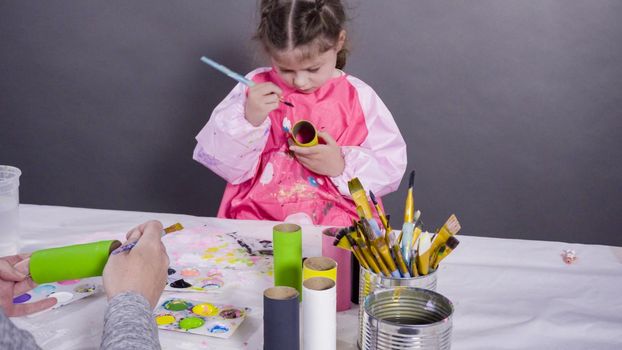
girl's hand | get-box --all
[103,220,169,309]
[0,254,57,316]
[245,82,283,126]
[289,131,345,177]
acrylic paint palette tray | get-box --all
[155,297,250,339]
[15,277,102,311]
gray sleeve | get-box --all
[100,292,161,350]
[0,308,42,350]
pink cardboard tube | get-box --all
[321,228,352,311]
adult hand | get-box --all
[0,254,57,316]
[289,131,345,177]
[245,82,282,126]
[103,220,169,309]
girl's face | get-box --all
[271,47,340,94]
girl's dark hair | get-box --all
[255,0,348,69]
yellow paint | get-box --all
[192,303,219,317]
[155,314,176,326]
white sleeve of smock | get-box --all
[329,76,408,197]
[193,68,272,185]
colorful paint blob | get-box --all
[209,324,230,333]
[33,284,56,295]
[200,278,223,290]
[308,176,319,187]
[180,268,200,277]
[74,284,96,293]
[58,279,80,285]
[219,308,243,319]
[192,303,219,317]
[170,279,192,288]
[155,314,176,326]
[13,293,31,304]
[179,317,205,330]
[164,299,190,311]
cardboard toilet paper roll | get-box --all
[303,277,336,350]
[264,286,300,350]
[291,120,318,147]
[321,230,352,311]
[29,240,122,284]
[303,256,337,281]
[273,223,302,297]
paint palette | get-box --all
[154,298,249,339]
[165,266,233,293]
[14,277,102,310]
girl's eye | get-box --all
[308,68,319,73]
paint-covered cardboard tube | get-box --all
[291,120,318,147]
[29,240,122,284]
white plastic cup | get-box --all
[0,166,22,256]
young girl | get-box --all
[193,0,407,226]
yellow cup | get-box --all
[291,120,318,147]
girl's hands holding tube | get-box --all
[289,131,345,177]
[103,220,169,309]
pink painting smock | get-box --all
[193,67,407,226]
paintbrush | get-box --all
[404,170,415,223]
[416,231,433,275]
[369,190,394,248]
[365,219,400,278]
[353,234,381,275]
[344,232,370,270]
[431,236,460,270]
[348,178,374,220]
[200,56,294,107]
[369,190,390,232]
[430,214,461,255]
[332,227,352,250]
[111,223,184,255]
[389,231,411,277]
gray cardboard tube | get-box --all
[264,286,300,350]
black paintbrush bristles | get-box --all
[369,190,378,205]
[408,169,415,188]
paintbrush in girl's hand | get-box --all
[200,56,294,107]
[111,223,184,255]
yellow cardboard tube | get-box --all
[291,120,318,147]
[303,256,337,282]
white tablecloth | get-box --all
[8,204,622,349]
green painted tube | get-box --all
[29,240,122,284]
[273,224,302,300]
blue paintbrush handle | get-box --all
[200,56,256,87]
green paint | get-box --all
[164,300,190,311]
[179,317,205,330]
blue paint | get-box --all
[33,284,56,295]
[209,324,230,333]
[308,176,319,187]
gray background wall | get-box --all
[1,1,621,246]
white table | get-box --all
[9,204,622,349]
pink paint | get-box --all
[181,268,200,277]
[58,279,80,285]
